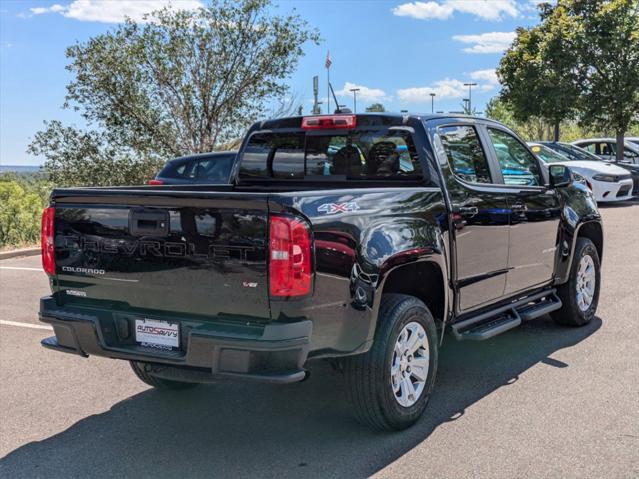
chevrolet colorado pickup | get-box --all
[39,114,603,430]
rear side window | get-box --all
[161,155,234,182]
[438,125,492,184]
[238,129,422,181]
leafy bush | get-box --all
[0,174,51,249]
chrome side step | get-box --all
[452,290,562,341]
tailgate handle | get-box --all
[129,209,170,236]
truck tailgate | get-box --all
[52,190,270,321]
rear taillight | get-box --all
[41,207,55,275]
[147,179,164,185]
[301,115,356,130]
[269,215,312,298]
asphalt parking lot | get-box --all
[1,200,638,479]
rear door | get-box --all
[53,190,270,320]
[435,123,511,312]
[483,126,561,296]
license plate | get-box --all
[135,319,179,350]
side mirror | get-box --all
[549,164,572,188]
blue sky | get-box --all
[0,0,543,165]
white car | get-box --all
[528,142,634,202]
[571,138,639,165]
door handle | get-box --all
[129,209,170,236]
[459,206,479,217]
[511,203,527,214]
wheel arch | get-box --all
[577,221,603,262]
[555,219,603,285]
[367,256,450,349]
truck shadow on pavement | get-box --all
[0,316,601,479]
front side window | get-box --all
[487,128,542,186]
[438,125,492,184]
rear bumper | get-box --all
[39,296,312,384]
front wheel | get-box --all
[552,237,601,326]
[344,294,439,431]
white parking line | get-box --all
[0,320,53,331]
[0,266,43,271]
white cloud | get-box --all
[397,70,500,103]
[29,3,65,15]
[28,0,203,23]
[397,79,468,103]
[392,0,518,21]
[452,31,516,53]
[335,82,388,103]
[470,68,500,90]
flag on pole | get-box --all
[325,51,332,69]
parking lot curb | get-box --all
[0,247,40,260]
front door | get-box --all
[436,124,511,312]
[484,127,561,295]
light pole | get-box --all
[463,82,477,114]
[349,88,360,113]
[429,93,436,114]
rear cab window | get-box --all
[238,123,423,183]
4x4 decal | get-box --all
[317,202,359,215]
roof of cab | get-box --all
[257,112,503,130]
[168,151,237,163]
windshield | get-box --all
[624,141,639,154]
[550,142,602,162]
[529,144,571,163]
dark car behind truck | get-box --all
[149,151,236,185]
[39,114,603,430]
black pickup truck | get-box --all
[39,113,603,430]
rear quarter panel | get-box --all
[270,187,450,358]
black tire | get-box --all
[343,294,439,431]
[551,237,600,326]
[130,361,199,390]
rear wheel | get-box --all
[552,237,600,326]
[130,361,199,390]
[344,294,438,431]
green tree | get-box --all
[571,0,639,162]
[28,0,319,186]
[0,174,51,248]
[484,95,639,142]
[365,103,386,112]
[498,2,580,141]
[485,97,554,141]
